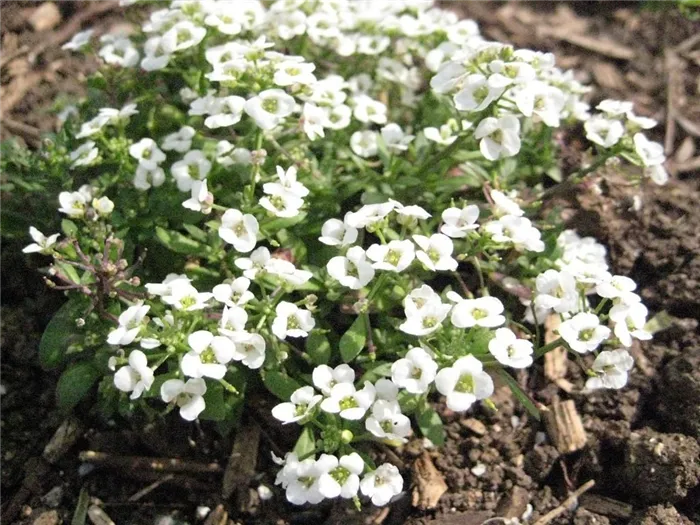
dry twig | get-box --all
[532,479,596,525]
[78,450,223,475]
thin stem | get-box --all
[535,337,565,358]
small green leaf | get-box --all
[200,383,227,421]
[293,426,316,458]
[39,299,86,369]
[263,370,302,400]
[644,310,674,335]
[61,219,79,237]
[56,361,100,412]
[71,487,90,525]
[339,315,367,363]
[182,223,208,242]
[467,327,496,354]
[155,226,202,255]
[306,332,331,365]
[497,369,540,420]
[359,361,392,384]
[417,405,446,446]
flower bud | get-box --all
[340,430,354,444]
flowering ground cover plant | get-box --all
[7,0,669,509]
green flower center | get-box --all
[285,67,301,76]
[427,248,440,263]
[491,129,504,144]
[472,308,487,320]
[579,328,595,341]
[262,98,279,113]
[201,348,217,364]
[142,148,152,159]
[474,85,489,103]
[287,315,300,330]
[181,296,197,309]
[294,403,308,417]
[270,195,285,210]
[298,475,316,489]
[384,249,401,266]
[330,466,351,486]
[339,396,359,411]
[188,164,200,179]
[455,373,474,393]
[422,316,437,328]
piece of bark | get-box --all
[543,400,587,454]
[495,485,530,519]
[87,505,115,525]
[411,451,448,510]
[222,423,261,500]
[29,3,62,32]
[43,417,83,464]
[544,315,567,382]
[460,418,487,436]
[428,511,494,525]
[579,493,633,520]
[538,27,635,60]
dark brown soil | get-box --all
[2,2,700,525]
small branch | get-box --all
[78,451,223,475]
[533,479,595,525]
[128,474,175,502]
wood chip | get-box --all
[579,493,633,520]
[538,27,635,60]
[544,315,567,382]
[43,417,83,464]
[495,485,530,519]
[674,136,696,164]
[29,3,62,32]
[592,62,627,91]
[460,418,487,436]
[411,451,448,510]
[222,423,261,500]
[543,400,587,454]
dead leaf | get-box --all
[411,451,448,510]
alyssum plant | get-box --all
[16,0,666,508]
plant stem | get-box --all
[535,337,565,358]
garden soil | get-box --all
[2,2,699,525]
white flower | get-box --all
[585,349,634,390]
[58,190,88,218]
[488,328,533,369]
[182,180,213,214]
[597,100,634,116]
[70,141,99,167]
[435,355,494,411]
[633,133,665,167]
[145,273,190,297]
[312,364,355,395]
[204,8,243,35]
[171,150,211,192]
[62,29,94,51]
[280,455,326,505]
[274,60,317,86]
[350,130,378,158]
[483,215,544,252]
[453,74,506,112]
[213,277,254,307]
[272,302,315,340]
[161,280,213,311]
[441,205,479,238]
[99,37,140,67]
[609,302,651,347]
[302,103,326,141]
[107,302,150,345]
[234,246,270,279]
[413,233,458,271]
[326,246,375,290]
[320,381,376,420]
[161,21,206,53]
[366,400,411,444]
[218,305,248,337]
[381,124,414,152]
[114,350,154,400]
[595,275,638,303]
[490,190,524,217]
[272,386,323,424]
[218,209,259,253]
[514,82,566,127]
[645,164,668,185]
[391,347,437,394]
[265,165,309,199]
[449,294,505,329]
[76,115,110,139]
[558,312,611,353]
[344,202,396,229]
[129,138,166,171]
[399,299,451,337]
[352,95,387,125]
[424,124,457,145]
[474,115,521,161]
[141,36,171,71]
[161,378,207,421]
[366,240,415,272]
[534,270,579,314]
[319,216,358,246]
[317,453,364,499]
[374,378,399,402]
[134,165,165,190]
[360,464,403,506]
[430,61,467,94]
[181,330,235,380]
[244,89,296,130]
[205,96,246,129]
[260,192,304,218]
[322,104,352,130]
[584,116,624,148]
[23,227,59,254]
[232,332,267,369]
[403,284,443,313]
[92,196,114,217]
[99,103,138,123]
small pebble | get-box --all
[195,506,210,520]
[257,485,273,501]
[471,463,487,477]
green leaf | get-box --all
[306,332,331,365]
[339,315,367,363]
[56,361,100,412]
[496,369,540,420]
[71,487,90,525]
[293,426,316,458]
[200,383,227,421]
[359,361,392,384]
[61,219,79,237]
[416,405,446,446]
[39,299,86,369]
[467,327,496,355]
[155,226,202,255]
[182,223,208,242]
[263,370,302,401]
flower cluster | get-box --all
[20,0,666,510]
